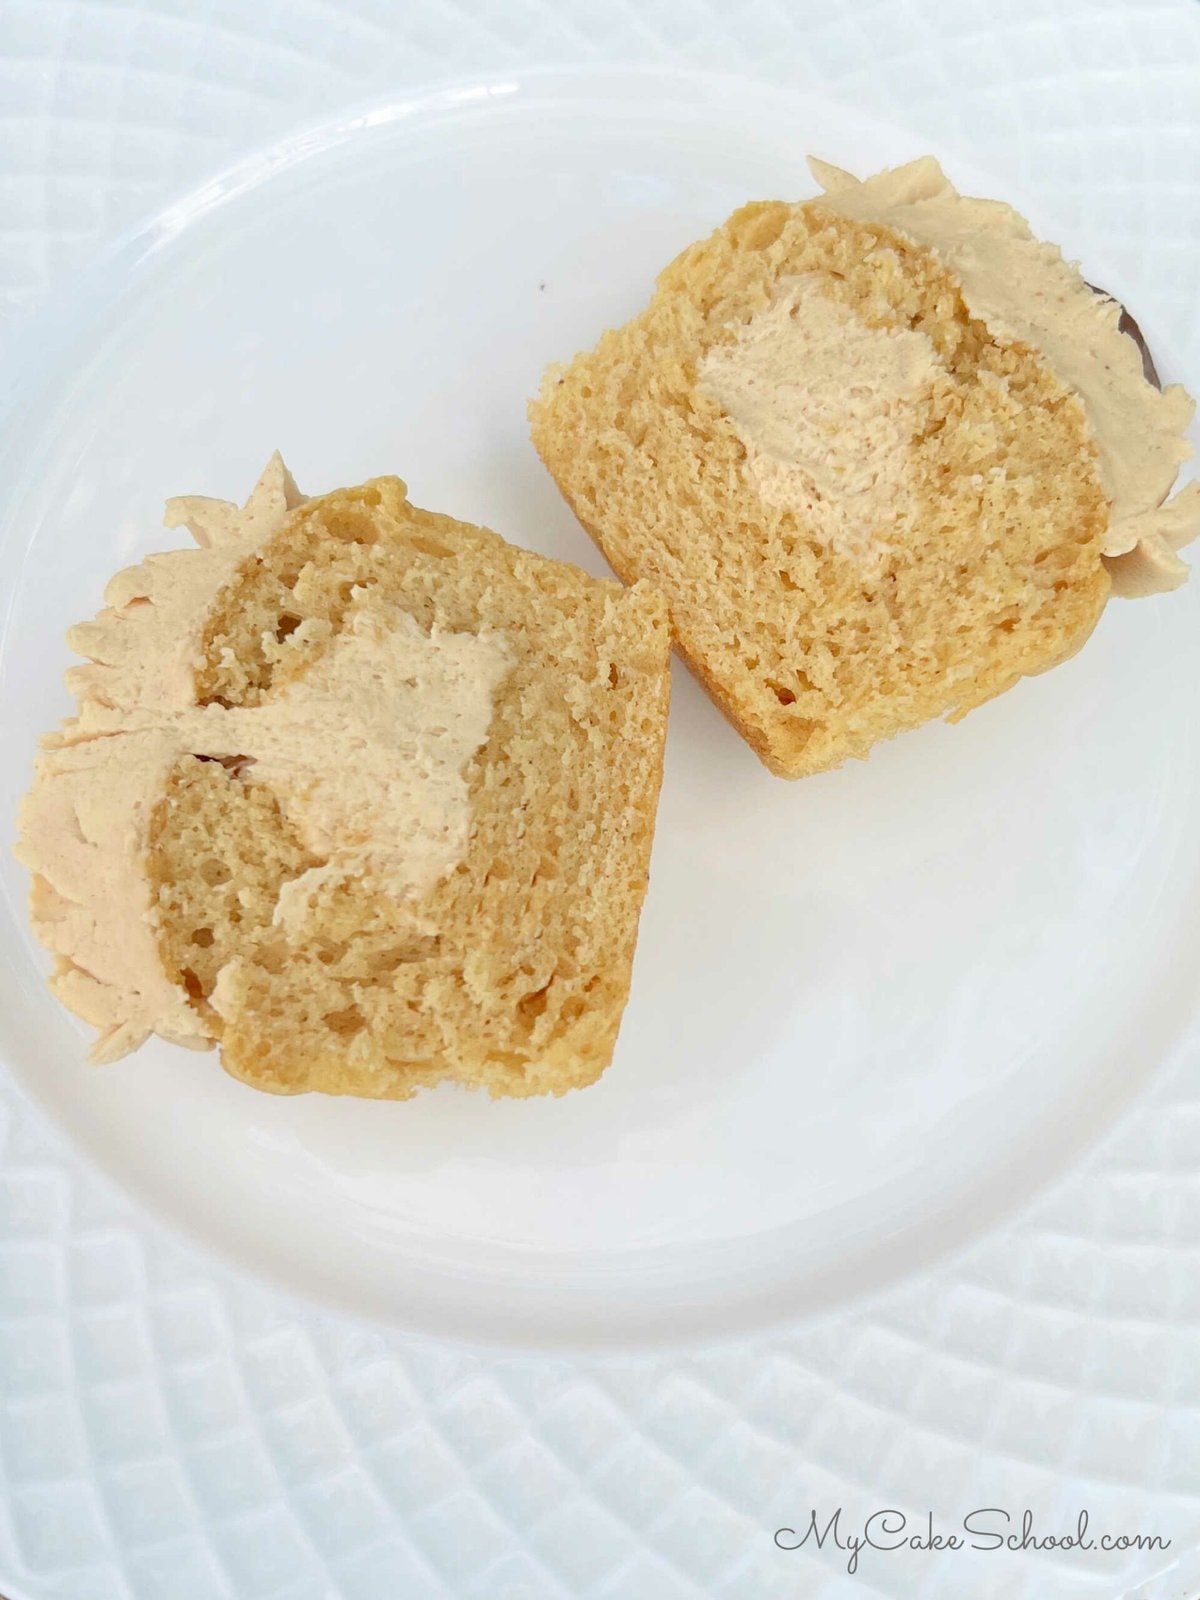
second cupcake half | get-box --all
[530,156,1200,779]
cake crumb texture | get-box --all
[19,462,670,1098]
[530,157,1198,778]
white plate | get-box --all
[2,69,1199,1352]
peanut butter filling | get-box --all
[699,274,948,567]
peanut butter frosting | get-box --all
[699,274,948,565]
[17,457,510,1062]
[806,155,1200,598]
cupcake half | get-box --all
[531,156,1200,778]
[17,458,670,1096]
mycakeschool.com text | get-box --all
[775,1509,1171,1577]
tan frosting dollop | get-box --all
[699,274,946,564]
[806,155,1200,597]
[20,728,215,1062]
[17,456,510,1062]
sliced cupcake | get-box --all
[530,156,1200,778]
[18,457,670,1097]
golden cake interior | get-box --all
[531,201,1112,778]
[148,480,670,1097]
